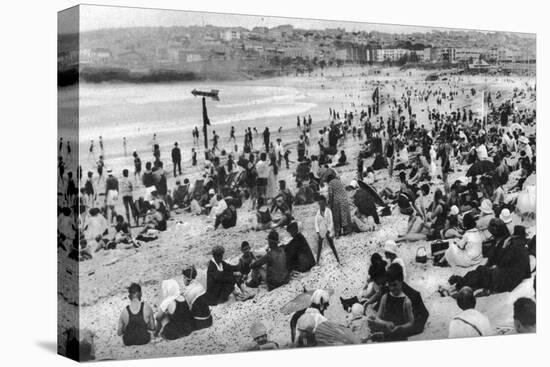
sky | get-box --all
[60,3,471,35]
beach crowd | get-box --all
[58,73,537,359]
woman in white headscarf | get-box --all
[154,279,193,340]
[182,265,213,331]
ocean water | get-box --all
[59,79,334,172]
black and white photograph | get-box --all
[56,3,537,362]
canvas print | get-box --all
[58,4,537,362]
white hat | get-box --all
[311,289,330,305]
[351,303,364,316]
[384,240,398,255]
[208,189,215,195]
[499,208,512,224]
[450,205,459,216]
[480,199,494,215]
[349,180,359,189]
[250,321,267,339]
[107,168,113,174]
[519,136,529,144]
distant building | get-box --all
[282,47,315,59]
[117,50,147,67]
[221,30,241,42]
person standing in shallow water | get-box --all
[117,283,155,346]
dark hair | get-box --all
[456,287,476,310]
[386,263,404,283]
[399,171,407,182]
[317,195,327,203]
[182,266,198,280]
[128,283,142,300]
[462,213,476,230]
[145,162,152,170]
[241,241,250,250]
[421,184,430,196]
[122,169,129,177]
[514,298,536,327]
[513,225,526,237]
[116,215,124,223]
[488,218,510,239]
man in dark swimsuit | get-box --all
[117,283,155,346]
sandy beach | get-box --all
[57,67,536,360]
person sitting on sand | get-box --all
[284,221,316,273]
[206,245,244,306]
[334,150,348,167]
[182,265,213,331]
[117,283,155,346]
[347,303,369,340]
[340,254,388,312]
[291,289,330,343]
[445,224,531,297]
[140,204,166,234]
[514,298,536,334]
[383,240,407,280]
[351,209,377,233]
[368,263,414,342]
[238,241,264,288]
[154,279,192,340]
[255,197,272,230]
[241,321,279,351]
[250,230,290,291]
[477,199,496,242]
[214,197,237,230]
[440,206,464,239]
[109,215,140,249]
[270,195,293,229]
[438,213,482,268]
[172,179,190,208]
[82,207,108,242]
[448,287,491,338]
[314,195,341,265]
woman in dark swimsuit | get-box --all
[117,283,155,346]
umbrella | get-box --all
[466,160,496,177]
[357,181,386,207]
[280,289,335,315]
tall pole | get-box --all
[202,96,208,152]
[481,90,485,129]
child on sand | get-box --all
[347,303,369,340]
[383,240,407,280]
[314,195,340,265]
[369,263,414,342]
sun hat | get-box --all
[349,180,359,189]
[250,322,267,339]
[519,136,529,144]
[311,289,330,305]
[208,188,215,195]
[480,199,494,215]
[384,240,398,255]
[499,208,512,224]
[449,205,459,216]
[107,168,113,174]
